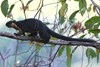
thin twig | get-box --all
[49,45,62,67]
[0,52,4,61]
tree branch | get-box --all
[0,32,100,49]
[91,0,100,16]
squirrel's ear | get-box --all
[13,20,16,23]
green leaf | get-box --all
[69,10,79,23]
[96,49,100,63]
[80,34,86,38]
[59,16,65,24]
[93,6,96,12]
[1,0,9,17]
[97,53,99,63]
[66,46,71,56]
[26,0,33,6]
[89,29,100,34]
[60,0,66,5]
[85,16,100,29]
[72,46,78,54]
[59,3,68,16]
[74,0,79,1]
[79,0,87,16]
[58,46,64,57]
[67,57,71,67]
[59,2,67,24]
[66,46,71,67]
[86,48,96,63]
[8,4,15,15]
[87,4,92,12]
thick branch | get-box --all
[0,32,100,49]
[91,0,100,16]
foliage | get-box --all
[0,0,100,67]
[69,10,79,23]
[59,0,68,24]
[79,0,87,16]
[58,46,65,57]
[85,16,100,37]
[86,48,96,63]
[66,46,71,67]
[1,0,9,16]
[1,0,15,17]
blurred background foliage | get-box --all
[0,0,100,67]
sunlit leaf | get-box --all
[59,2,67,24]
[1,0,9,17]
[66,46,71,67]
[59,3,68,16]
[60,0,66,5]
[66,46,71,55]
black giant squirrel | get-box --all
[6,18,96,43]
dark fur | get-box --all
[6,18,96,43]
